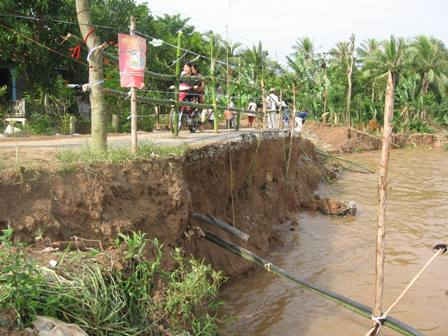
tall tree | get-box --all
[330,34,355,126]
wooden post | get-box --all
[292,83,297,128]
[261,78,266,129]
[173,31,182,136]
[155,105,160,130]
[111,114,119,132]
[130,16,137,153]
[210,34,218,132]
[75,0,107,151]
[372,70,395,330]
[226,43,231,128]
[236,56,241,130]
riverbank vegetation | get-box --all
[56,142,187,166]
[1,1,447,135]
[0,228,224,335]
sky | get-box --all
[143,0,448,63]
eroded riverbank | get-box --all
[220,147,448,336]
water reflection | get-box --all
[220,148,448,336]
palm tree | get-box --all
[330,35,355,127]
[366,36,408,104]
[357,38,380,63]
[411,36,448,119]
[293,37,314,61]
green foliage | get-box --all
[27,113,56,135]
[408,119,434,133]
[56,142,187,167]
[0,230,225,335]
[0,228,44,327]
[2,0,447,133]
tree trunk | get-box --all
[421,73,430,120]
[345,55,353,129]
[75,0,107,151]
[372,70,395,331]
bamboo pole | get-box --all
[226,42,231,129]
[130,16,138,153]
[372,70,395,331]
[261,78,266,129]
[173,31,182,136]
[210,34,218,132]
[236,56,242,130]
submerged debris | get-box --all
[304,195,357,216]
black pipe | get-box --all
[204,231,424,336]
[192,213,250,241]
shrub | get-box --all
[27,113,56,135]
[0,229,225,335]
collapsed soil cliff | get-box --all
[0,134,325,275]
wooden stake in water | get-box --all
[130,16,137,153]
[373,70,395,327]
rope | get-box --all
[86,44,103,63]
[0,22,87,66]
[204,230,429,336]
[70,27,95,60]
[366,245,446,336]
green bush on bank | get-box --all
[0,228,225,335]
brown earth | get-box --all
[303,121,447,153]
[0,134,325,277]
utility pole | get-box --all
[75,0,107,151]
[130,16,137,153]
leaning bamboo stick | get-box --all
[372,70,395,333]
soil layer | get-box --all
[0,134,325,275]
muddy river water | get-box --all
[220,147,448,336]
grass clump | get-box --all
[56,142,188,166]
[0,228,225,335]
[444,143,448,151]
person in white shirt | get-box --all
[247,101,257,127]
[266,88,280,129]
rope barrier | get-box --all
[366,244,447,336]
[204,230,430,336]
[104,87,257,115]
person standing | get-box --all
[247,101,257,128]
[280,100,289,129]
[266,88,280,129]
[295,111,309,133]
[191,64,205,103]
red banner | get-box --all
[118,33,146,89]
